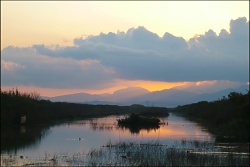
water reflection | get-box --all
[87,117,161,134]
[1,113,216,159]
[1,125,51,154]
[118,124,160,134]
[2,113,249,166]
[72,113,214,142]
[88,120,115,131]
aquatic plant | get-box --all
[117,113,160,125]
[2,140,248,166]
[117,113,162,134]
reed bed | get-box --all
[1,140,249,166]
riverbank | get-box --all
[1,89,169,128]
[171,91,249,143]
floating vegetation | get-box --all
[81,140,250,167]
[117,113,163,134]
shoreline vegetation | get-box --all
[1,88,169,128]
[1,140,249,166]
[171,91,249,143]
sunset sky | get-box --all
[1,1,249,97]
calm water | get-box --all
[1,113,214,159]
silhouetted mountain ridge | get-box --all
[43,84,249,107]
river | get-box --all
[1,112,248,166]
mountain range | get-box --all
[42,85,249,108]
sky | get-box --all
[1,1,249,97]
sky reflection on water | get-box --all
[1,113,214,158]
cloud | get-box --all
[1,17,249,89]
[186,17,249,82]
[1,61,24,71]
[1,46,116,89]
[174,80,245,94]
[230,17,249,37]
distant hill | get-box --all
[82,101,120,106]
[106,86,150,102]
[193,84,249,102]
[122,88,198,107]
[43,92,100,103]
[44,86,150,103]
[43,84,249,107]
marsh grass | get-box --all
[83,140,249,166]
[117,113,162,134]
[2,140,248,166]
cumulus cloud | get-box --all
[186,17,249,82]
[1,17,249,89]
[230,17,249,37]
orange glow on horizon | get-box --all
[1,80,241,97]
[113,79,187,92]
[0,80,186,97]
[0,85,118,97]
